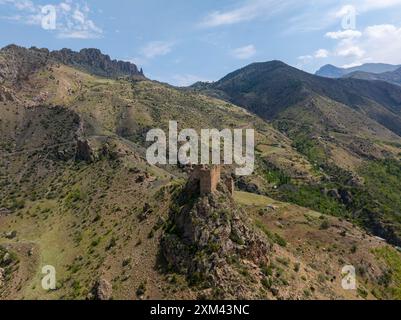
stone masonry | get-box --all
[189,165,234,196]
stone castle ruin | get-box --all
[188,165,234,196]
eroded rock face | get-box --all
[94,278,112,300]
[0,267,4,287]
[75,137,132,163]
[50,48,144,79]
[76,139,99,163]
[0,44,144,84]
[0,86,16,102]
[161,183,272,299]
[0,45,49,85]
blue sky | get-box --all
[1,0,401,85]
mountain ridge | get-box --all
[191,60,401,136]
[315,63,401,78]
[0,44,144,84]
[343,67,401,86]
[191,59,401,248]
[1,46,401,300]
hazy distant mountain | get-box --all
[343,67,401,86]
[315,63,401,78]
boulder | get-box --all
[94,279,112,300]
[5,231,17,239]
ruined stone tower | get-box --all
[189,165,234,196]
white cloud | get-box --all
[358,24,401,63]
[337,45,365,58]
[333,4,356,18]
[365,24,400,38]
[58,30,99,39]
[127,41,175,69]
[296,55,313,69]
[297,49,329,68]
[0,0,102,39]
[231,45,256,59]
[171,74,212,87]
[359,0,401,11]
[285,0,401,34]
[199,0,291,28]
[72,8,85,24]
[298,55,312,61]
[341,62,364,68]
[314,49,329,58]
[319,24,401,68]
[140,41,174,59]
[198,0,401,33]
[59,2,71,12]
[56,4,102,39]
[325,30,362,40]
[0,0,35,12]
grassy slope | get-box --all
[234,191,401,300]
[1,62,401,299]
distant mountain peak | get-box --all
[193,59,401,137]
[316,63,401,79]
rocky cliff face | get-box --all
[50,48,144,79]
[0,45,144,84]
[161,182,272,299]
[0,45,49,85]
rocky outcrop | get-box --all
[0,45,49,85]
[161,182,272,299]
[0,267,4,287]
[75,137,131,163]
[93,278,113,300]
[75,139,101,163]
[0,44,144,85]
[0,86,16,102]
[355,208,401,247]
[50,48,144,79]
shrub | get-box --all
[320,219,330,230]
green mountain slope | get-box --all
[191,61,401,247]
[1,46,401,300]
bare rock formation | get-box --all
[0,267,4,288]
[0,44,145,86]
[161,180,272,299]
[93,278,113,300]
